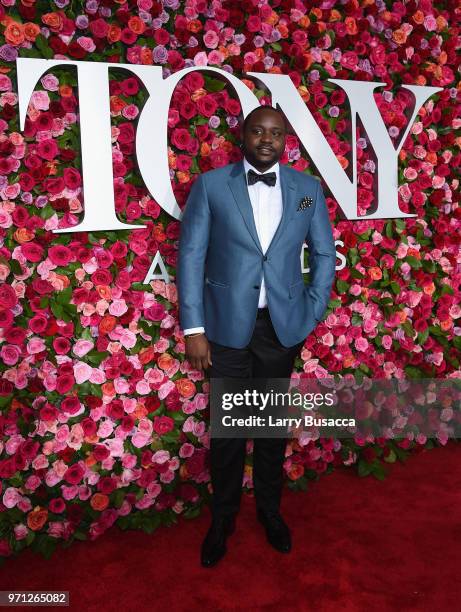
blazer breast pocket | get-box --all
[205,277,229,288]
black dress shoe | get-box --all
[201,515,236,567]
[257,509,291,553]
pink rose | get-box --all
[27,337,46,355]
[1,344,20,365]
[73,361,92,384]
[72,339,94,358]
[203,30,219,49]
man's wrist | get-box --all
[185,332,205,338]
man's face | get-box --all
[241,109,286,170]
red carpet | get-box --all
[1,441,460,612]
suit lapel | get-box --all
[227,160,297,256]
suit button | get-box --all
[263,255,267,261]
[253,285,259,289]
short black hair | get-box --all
[242,105,289,134]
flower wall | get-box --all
[0,0,460,559]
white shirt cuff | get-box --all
[184,327,205,335]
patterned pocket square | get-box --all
[297,196,313,211]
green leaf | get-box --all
[390,281,401,295]
[405,256,422,269]
[34,34,54,60]
[357,459,372,477]
[336,279,349,293]
[57,286,73,305]
[9,259,23,275]
[86,350,109,366]
[50,302,64,319]
[203,75,227,92]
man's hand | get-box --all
[185,334,212,371]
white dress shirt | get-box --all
[184,157,282,336]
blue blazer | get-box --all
[177,159,336,349]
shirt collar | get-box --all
[243,157,280,182]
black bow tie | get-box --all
[247,168,277,187]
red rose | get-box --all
[81,418,97,437]
[246,15,261,32]
[153,415,174,435]
[53,337,71,355]
[91,269,112,286]
[63,463,85,485]
[4,326,26,345]
[89,17,109,39]
[40,404,58,422]
[0,284,18,309]
[29,314,48,334]
[63,167,82,189]
[93,445,110,462]
[0,309,13,328]
[12,205,29,227]
[56,374,75,394]
[184,71,204,92]
[121,415,135,431]
[145,303,166,321]
[49,498,66,514]
[225,98,241,115]
[97,476,116,494]
[171,127,192,150]
[20,439,39,460]
[61,396,81,415]
[37,139,59,161]
[42,176,65,195]
[21,241,44,262]
[48,245,72,266]
[196,95,217,117]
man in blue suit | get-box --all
[177,105,336,567]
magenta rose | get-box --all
[196,95,217,117]
[97,476,116,494]
[56,374,75,394]
[63,167,82,189]
[53,337,71,355]
[63,463,85,485]
[42,177,65,194]
[91,269,112,285]
[117,123,134,144]
[48,245,73,266]
[93,445,110,462]
[29,314,48,334]
[21,241,44,262]
[37,139,59,161]
[49,498,66,513]
[11,206,29,227]
[144,303,166,321]
[171,128,191,150]
[0,284,17,309]
[4,326,26,345]
[153,416,174,435]
[61,396,80,415]
[0,309,13,328]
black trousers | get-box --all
[205,308,304,519]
